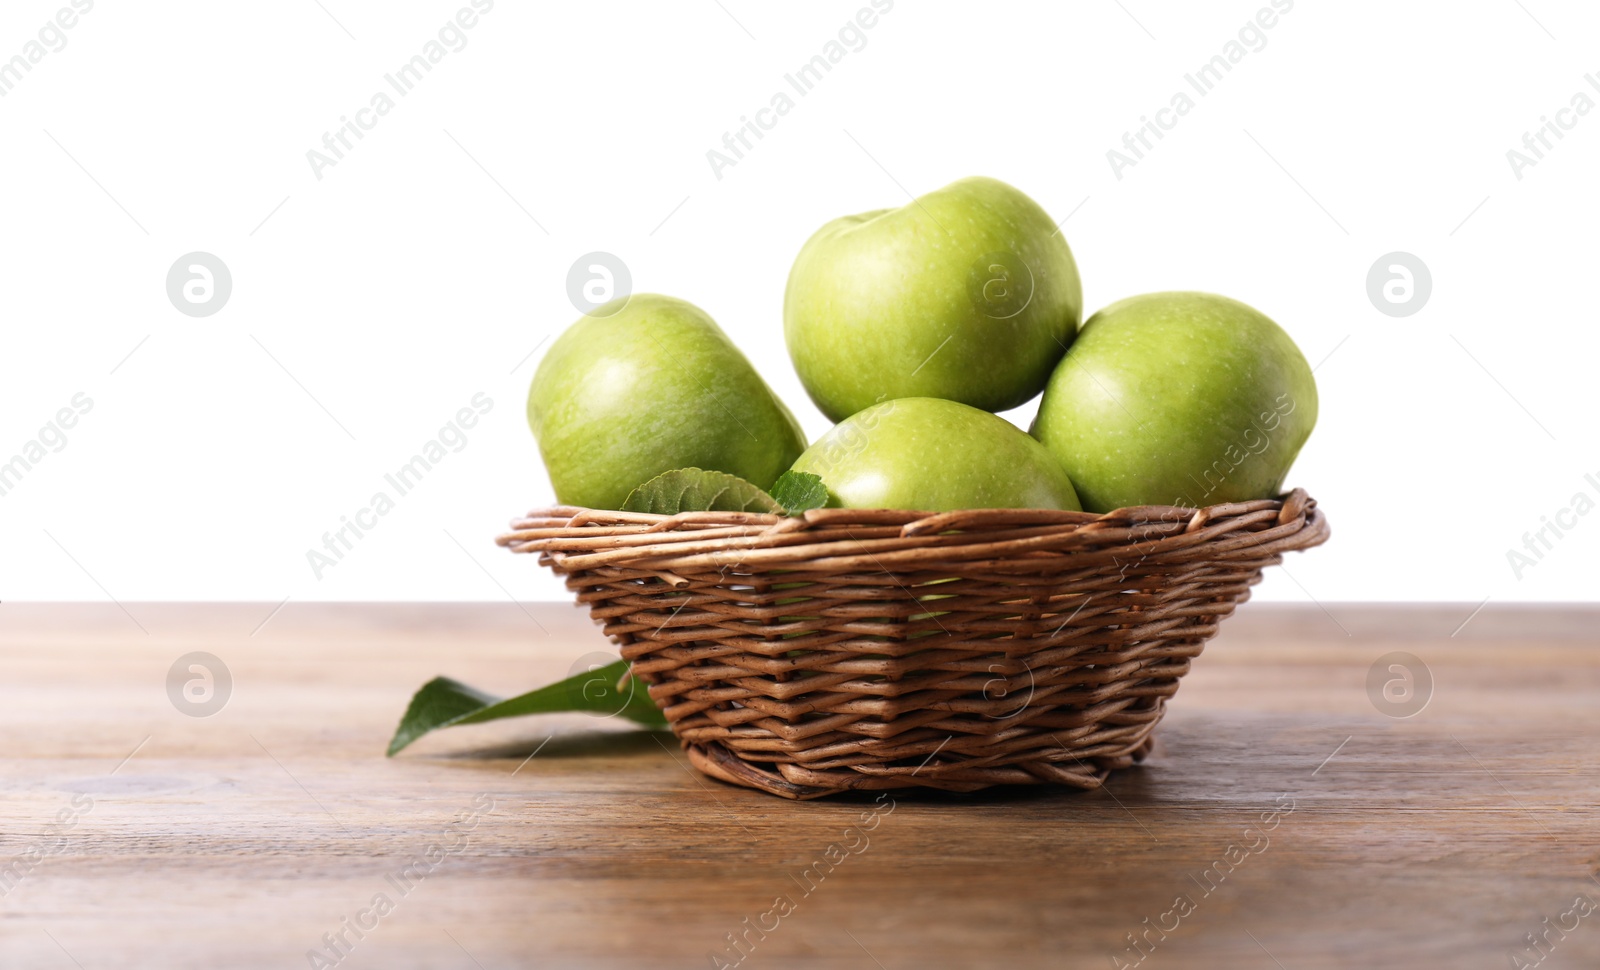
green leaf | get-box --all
[621,467,783,514]
[769,471,829,514]
[386,660,667,756]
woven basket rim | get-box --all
[496,488,1328,571]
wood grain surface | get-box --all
[1,602,1597,969]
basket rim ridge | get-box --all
[498,490,1326,567]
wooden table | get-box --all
[2,602,1596,969]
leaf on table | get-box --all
[386,660,667,756]
[769,470,829,514]
[620,467,783,514]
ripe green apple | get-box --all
[1030,292,1317,513]
[784,176,1083,422]
[528,294,807,510]
[789,397,1081,511]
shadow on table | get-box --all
[423,728,678,763]
[419,729,1163,807]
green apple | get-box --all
[528,294,806,510]
[784,176,1083,422]
[790,397,1081,511]
[1030,292,1317,513]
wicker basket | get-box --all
[496,489,1328,799]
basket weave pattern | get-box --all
[498,489,1328,799]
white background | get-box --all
[1,0,1595,605]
